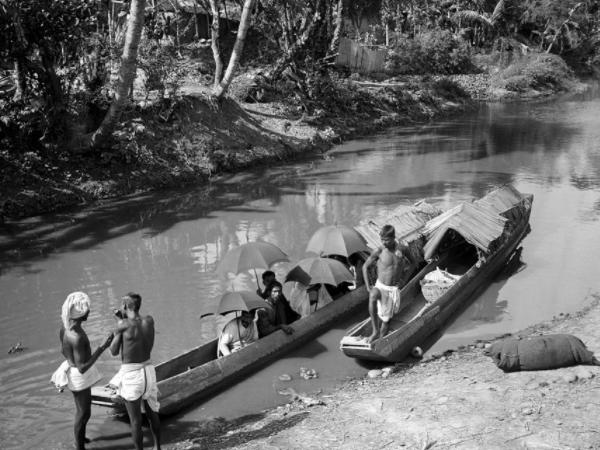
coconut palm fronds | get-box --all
[453,10,492,28]
[490,0,507,26]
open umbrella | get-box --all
[306,225,369,257]
[200,291,272,318]
[285,256,354,286]
[216,241,289,287]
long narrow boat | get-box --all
[92,286,369,415]
[340,185,533,362]
[91,202,442,416]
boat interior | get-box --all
[155,340,219,381]
[348,230,480,338]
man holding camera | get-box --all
[109,292,161,450]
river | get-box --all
[1,86,600,449]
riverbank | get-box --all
[0,76,473,221]
[168,294,600,450]
[0,52,589,222]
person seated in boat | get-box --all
[348,252,365,290]
[265,283,300,324]
[255,306,294,338]
[256,270,281,299]
[217,310,258,357]
[362,224,410,343]
[288,282,333,318]
[257,271,300,323]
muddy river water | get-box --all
[2,87,600,449]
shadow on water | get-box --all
[0,174,505,276]
[0,176,286,271]
[0,94,591,278]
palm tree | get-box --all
[453,0,510,46]
[545,2,584,53]
[90,0,146,148]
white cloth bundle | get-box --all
[50,360,102,392]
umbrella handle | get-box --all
[254,268,260,290]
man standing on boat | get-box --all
[362,225,408,343]
[109,292,161,450]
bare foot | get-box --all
[367,331,379,343]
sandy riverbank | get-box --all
[169,294,600,450]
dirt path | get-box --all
[170,295,600,450]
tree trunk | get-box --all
[36,46,65,113]
[6,2,28,100]
[12,58,27,101]
[193,0,199,38]
[328,0,344,56]
[90,0,146,148]
[214,0,255,99]
[268,0,324,82]
[209,0,223,87]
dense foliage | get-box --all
[386,30,475,75]
[0,0,103,143]
[1,0,599,155]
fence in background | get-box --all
[335,38,387,74]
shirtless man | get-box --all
[109,293,161,450]
[362,225,406,343]
[56,292,113,450]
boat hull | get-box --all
[340,191,533,363]
[92,286,369,415]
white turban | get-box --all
[61,292,91,329]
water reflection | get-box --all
[1,86,600,449]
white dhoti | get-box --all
[375,279,401,323]
[51,360,102,392]
[108,360,160,412]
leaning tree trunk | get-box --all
[208,0,223,87]
[546,2,584,54]
[213,0,255,99]
[90,0,146,148]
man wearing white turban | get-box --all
[52,292,113,450]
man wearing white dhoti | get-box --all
[362,225,410,343]
[52,291,113,450]
[109,292,161,450]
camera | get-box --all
[113,308,124,319]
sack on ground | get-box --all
[485,333,599,372]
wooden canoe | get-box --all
[92,285,370,416]
[340,186,533,363]
[91,200,444,415]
